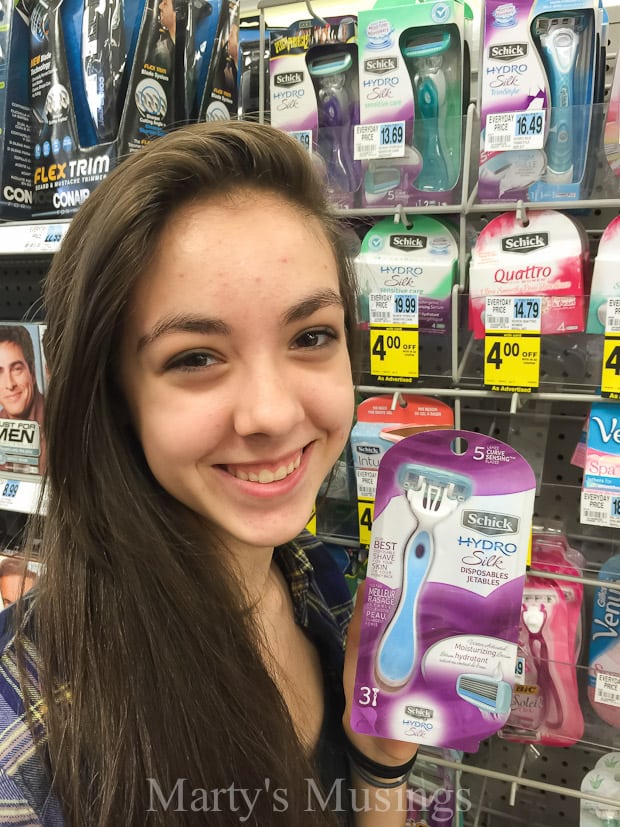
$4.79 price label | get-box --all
[369,325,418,383]
[484,297,541,391]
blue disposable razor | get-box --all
[375,465,471,690]
[533,14,585,183]
[307,50,359,194]
[401,32,452,192]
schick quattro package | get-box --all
[0,0,32,219]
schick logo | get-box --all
[462,510,519,536]
[489,43,528,60]
[274,71,304,87]
[389,235,426,251]
[501,233,549,253]
[405,705,433,719]
[364,57,398,74]
[357,445,380,454]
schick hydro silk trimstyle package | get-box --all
[351,430,535,752]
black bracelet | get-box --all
[345,735,417,780]
[349,760,410,789]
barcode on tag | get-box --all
[487,133,511,149]
[583,509,607,522]
[595,672,620,707]
[486,314,510,330]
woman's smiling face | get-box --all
[120,191,355,553]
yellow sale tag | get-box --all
[484,333,540,391]
[305,508,317,535]
[357,498,374,547]
[369,325,418,383]
[601,336,620,399]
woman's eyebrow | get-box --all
[280,289,344,326]
[137,314,231,352]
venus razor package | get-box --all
[357,0,470,208]
[587,216,620,334]
[580,755,620,827]
[587,554,620,729]
[479,0,606,202]
[0,0,32,219]
[581,403,620,529]
[269,16,360,209]
[468,209,587,338]
[351,430,536,751]
[355,215,458,335]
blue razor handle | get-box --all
[538,24,580,179]
[376,530,432,689]
[414,76,449,191]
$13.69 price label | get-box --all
[369,325,418,383]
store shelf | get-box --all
[0,221,69,255]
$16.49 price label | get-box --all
[369,325,418,383]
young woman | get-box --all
[0,121,417,826]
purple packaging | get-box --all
[351,429,535,752]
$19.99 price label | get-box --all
[369,325,418,383]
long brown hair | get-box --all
[24,122,358,825]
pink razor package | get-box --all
[351,430,535,752]
[500,530,585,746]
[269,17,361,209]
[469,209,587,339]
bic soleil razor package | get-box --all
[0,0,31,219]
[587,216,620,334]
[355,215,458,336]
[479,0,606,203]
[580,753,620,827]
[588,554,620,728]
[351,429,536,752]
[357,0,471,208]
[30,0,237,218]
[500,530,585,746]
[350,394,454,503]
[581,402,620,529]
[269,16,360,209]
[468,209,587,339]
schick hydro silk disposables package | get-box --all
[351,430,535,752]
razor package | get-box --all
[468,208,588,339]
[0,0,32,219]
[269,16,361,209]
[479,0,606,203]
[29,0,236,218]
[357,0,471,208]
[351,429,535,752]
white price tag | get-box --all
[354,121,405,160]
[485,297,542,333]
[369,292,419,326]
[355,468,378,500]
[594,672,620,707]
[288,131,312,153]
[580,490,620,528]
[484,109,546,152]
[605,298,620,334]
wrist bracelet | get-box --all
[345,735,417,781]
[349,759,409,790]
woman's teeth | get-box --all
[230,455,301,483]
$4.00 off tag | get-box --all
[602,298,620,398]
[369,326,418,383]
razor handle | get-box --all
[375,530,432,689]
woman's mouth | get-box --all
[225,452,302,484]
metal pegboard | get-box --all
[0,257,49,321]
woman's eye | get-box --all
[167,351,217,371]
[293,328,337,349]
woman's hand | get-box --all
[342,581,419,767]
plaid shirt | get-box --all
[0,532,353,826]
